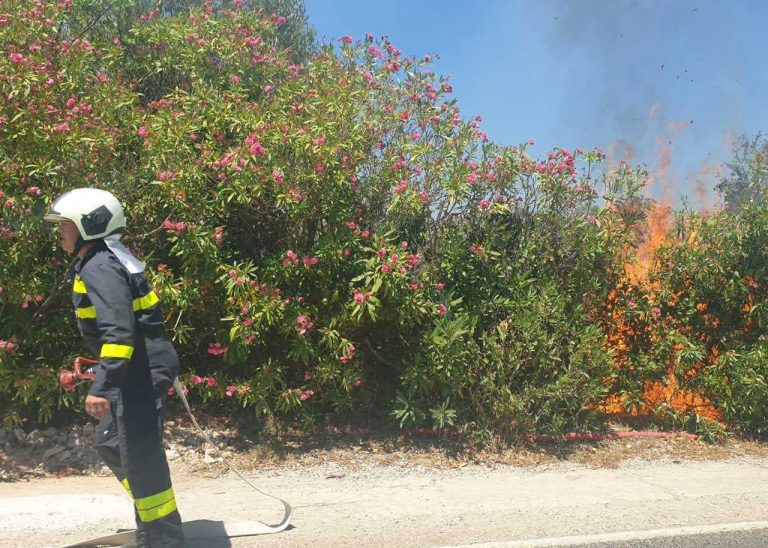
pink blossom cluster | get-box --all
[167,384,189,396]
[353,289,371,305]
[296,315,314,335]
[139,7,161,21]
[227,269,245,286]
[271,13,288,26]
[339,343,356,364]
[343,221,370,240]
[155,171,177,181]
[245,36,263,48]
[283,249,299,266]
[162,219,189,235]
[21,293,44,309]
[0,338,17,353]
[243,132,266,155]
[191,375,219,387]
[207,342,228,356]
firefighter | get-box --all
[44,188,185,547]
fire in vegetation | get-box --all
[599,202,721,422]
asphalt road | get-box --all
[584,528,768,548]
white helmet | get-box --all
[44,188,126,240]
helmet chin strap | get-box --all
[73,236,87,255]
[73,236,100,256]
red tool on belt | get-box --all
[59,356,99,392]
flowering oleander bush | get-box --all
[6,1,764,440]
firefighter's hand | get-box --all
[85,395,111,419]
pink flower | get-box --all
[302,256,319,266]
[55,123,70,133]
[353,378,362,388]
[207,342,228,356]
[418,191,430,204]
[191,375,203,385]
[26,186,41,196]
[312,135,327,146]
[299,389,314,401]
[137,126,149,138]
[273,169,284,185]
[395,180,408,194]
[353,290,369,305]
[225,384,237,397]
[651,307,662,319]
[314,162,324,173]
[340,35,353,44]
[249,142,266,155]
[380,264,391,273]
[230,74,241,84]
[296,315,314,335]
[283,249,299,266]
[437,303,447,316]
[156,171,176,181]
[8,53,25,64]
[627,300,636,308]
[435,283,445,291]
[470,244,481,254]
[243,318,253,327]
[206,377,218,388]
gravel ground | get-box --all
[3,421,768,547]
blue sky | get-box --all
[305,0,768,209]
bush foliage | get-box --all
[2,1,767,440]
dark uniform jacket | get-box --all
[70,241,179,400]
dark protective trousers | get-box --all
[95,391,185,547]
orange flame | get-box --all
[625,201,671,284]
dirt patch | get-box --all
[3,416,768,483]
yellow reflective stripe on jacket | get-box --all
[100,343,134,359]
[75,306,97,319]
[132,291,159,312]
[134,487,177,522]
[73,276,87,294]
[121,478,133,498]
